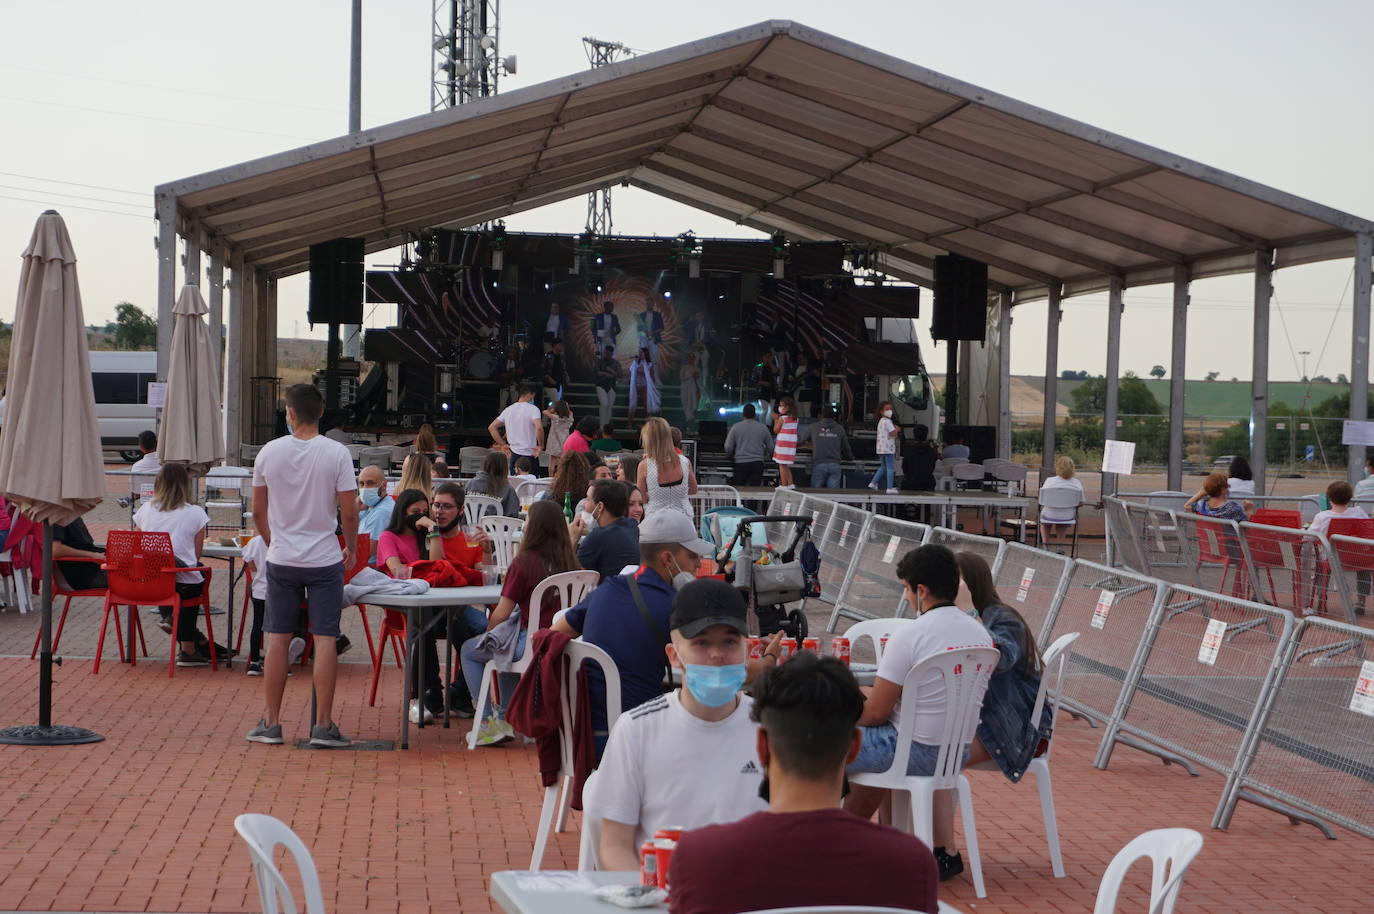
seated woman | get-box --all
[1038,456,1085,550]
[542,450,591,513]
[1311,481,1371,614]
[465,451,520,517]
[1184,471,1253,523]
[461,500,581,746]
[412,423,441,465]
[1226,455,1256,497]
[396,453,433,501]
[132,463,217,665]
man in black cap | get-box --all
[591,578,782,872]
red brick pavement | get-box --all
[0,652,1365,914]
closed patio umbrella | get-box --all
[0,210,104,746]
[159,283,223,474]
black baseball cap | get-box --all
[670,578,749,638]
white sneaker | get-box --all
[885,488,900,494]
[288,636,306,667]
[867,482,879,491]
[409,700,435,724]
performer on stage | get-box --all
[680,349,703,429]
[627,347,661,420]
[544,301,570,343]
[542,340,567,405]
[595,346,621,428]
[636,297,665,360]
[592,301,621,353]
[753,352,779,423]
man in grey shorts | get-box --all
[247,384,359,748]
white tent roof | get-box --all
[158,20,1374,302]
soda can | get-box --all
[880,635,889,654]
[653,826,685,842]
[802,637,820,653]
[779,639,795,661]
[640,841,658,886]
[653,837,677,890]
[747,637,763,659]
[831,637,851,665]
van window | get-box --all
[92,372,157,405]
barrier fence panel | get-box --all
[825,512,926,632]
[798,495,843,603]
[1042,560,1164,727]
[1171,512,1263,608]
[1237,522,1328,620]
[993,542,1072,645]
[763,488,809,550]
[689,485,741,529]
[922,527,1007,576]
[1215,618,1374,840]
[1094,582,1295,780]
[1123,502,1189,580]
[1242,494,1323,525]
[1103,497,1148,574]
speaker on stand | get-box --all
[931,254,988,431]
[309,238,365,412]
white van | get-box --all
[0,350,158,461]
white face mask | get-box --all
[669,557,696,590]
[884,409,894,418]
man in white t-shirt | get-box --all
[594,578,768,871]
[845,542,994,882]
[130,430,161,475]
[487,382,545,475]
[247,384,359,749]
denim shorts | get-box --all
[847,723,966,777]
[264,561,345,638]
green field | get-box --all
[1028,377,1349,417]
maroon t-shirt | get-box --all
[667,808,938,914]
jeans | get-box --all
[812,462,842,489]
[870,453,895,490]
[461,627,528,720]
[597,387,615,427]
[413,606,487,704]
[732,461,764,486]
[848,723,967,776]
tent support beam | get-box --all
[1167,266,1190,491]
[207,242,224,388]
[1251,250,1273,494]
[1103,277,1125,497]
[1042,284,1062,481]
[155,195,177,384]
[1351,233,1373,482]
[998,292,1013,460]
[224,251,242,464]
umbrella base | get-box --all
[0,724,104,746]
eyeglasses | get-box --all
[432,502,459,512]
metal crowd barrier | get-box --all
[798,495,844,603]
[923,527,1007,577]
[993,542,1073,645]
[818,505,885,629]
[824,514,929,631]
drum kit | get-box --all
[464,324,521,382]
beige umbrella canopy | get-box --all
[0,211,104,525]
[158,283,223,474]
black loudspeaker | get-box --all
[697,420,727,444]
[931,254,988,342]
[308,238,364,325]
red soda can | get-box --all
[653,826,685,842]
[778,639,794,661]
[653,838,677,890]
[880,635,889,654]
[747,637,763,659]
[831,637,851,665]
[802,637,820,653]
[640,841,658,885]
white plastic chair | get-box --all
[844,618,919,673]
[467,569,600,749]
[357,447,390,473]
[530,639,622,870]
[1092,828,1204,914]
[967,631,1080,878]
[1038,486,1083,556]
[479,515,524,576]
[849,646,1000,899]
[952,463,985,490]
[460,446,492,475]
[464,494,502,528]
[576,768,603,871]
[234,813,326,914]
[516,478,552,504]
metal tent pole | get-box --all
[1251,250,1273,494]
[1167,266,1190,491]
[1103,277,1124,497]
[997,291,1012,461]
[1041,284,1062,481]
[1351,233,1373,482]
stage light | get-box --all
[664,290,672,299]
[480,35,496,50]
[595,256,603,265]
[502,55,518,74]
[433,36,449,51]
[718,407,727,416]
[543,282,551,290]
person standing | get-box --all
[868,401,899,494]
[772,396,799,490]
[544,400,573,474]
[595,346,621,429]
[628,347,660,419]
[800,406,852,489]
[542,341,567,404]
[247,384,359,749]
[640,297,665,360]
[724,404,773,486]
[637,417,697,521]
[681,350,703,429]
[592,300,621,352]
[544,301,569,343]
[488,383,545,476]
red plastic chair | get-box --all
[367,607,408,707]
[1323,517,1374,616]
[1191,516,1247,600]
[1242,523,1311,612]
[29,554,108,660]
[94,531,217,677]
[1249,508,1302,529]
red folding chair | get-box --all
[367,607,408,707]
[94,531,217,677]
[1324,517,1374,617]
[1249,508,1302,529]
[1191,516,1248,600]
[29,554,108,660]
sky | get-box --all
[2,0,1371,384]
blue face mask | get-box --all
[683,662,746,707]
[360,487,382,508]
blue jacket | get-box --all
[976,603,1053,782]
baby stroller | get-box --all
[715,515,814,643]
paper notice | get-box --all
[1342,420,1374,447]
[882,535,900,564]
[1350,661,1374,718]
[1102,439,1136,476]
[1198,618,1227,665]
[1091,590,1115,629]
[839,521,851,547]
[147,382,167,409]
[1016,567,1035,603]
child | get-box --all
[772,395,799,490]
[868,401,899,494]
[511,456,537,487]
[241,534,304,676]
[543,400,573,473]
